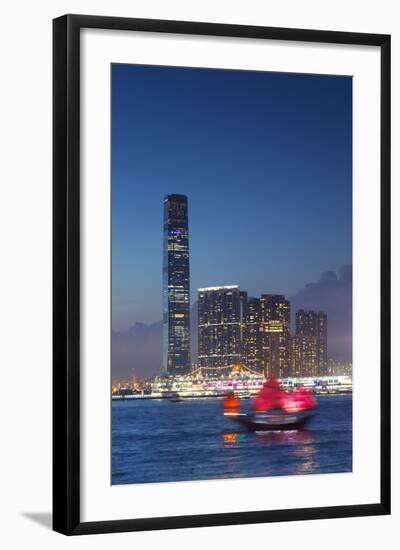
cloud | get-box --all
[290,264,352,362]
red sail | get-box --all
[253,377,285,412]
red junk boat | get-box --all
[223,377,317,432]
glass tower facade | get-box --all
[163,194,191,375]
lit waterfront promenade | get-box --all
[112,374,352,400]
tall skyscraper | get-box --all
[260,294,291,378]
[316,312,328,375]
[162,194,191,375]
[198,286,244,375]
[242,297,262,373]
[291,334,317,377]
[294,310,328,376]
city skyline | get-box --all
[112,64,352,332]
[197,283,328,379]
[112,261,351,382]
[110,59,354,491]
[161,192,331,380]
[111,64,352,382]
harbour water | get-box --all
[112,394,352,485]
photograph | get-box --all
[111,63,353,486]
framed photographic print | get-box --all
[53,14,391,535]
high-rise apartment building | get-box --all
[293,310,328,376]
[198,286,245,375]
[291,334,317,377]
[242,294,291,377]
[242,297,262,373]
[259,294,291,378]
[316,311,328,375]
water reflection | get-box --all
[291,431,318,474]
[112,395,351,484]
[223,429,312,446]
[222,430,319,474]
[223,432,249,448]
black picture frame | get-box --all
[53,14,391,536]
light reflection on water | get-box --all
[223,432,248,448]
[292,432,318,474]
[222,429,318,474]
[112,395,351,485]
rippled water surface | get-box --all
[112,394,352,485]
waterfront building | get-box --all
[259,294,291,378]
[291,334,317,377]
[317,311,328,375]
[294,310,328,376]
[198,286,245,375]
[242,297,262,373]
[162,194,191,375]
[328,359,352,377]
[239,290,248,346]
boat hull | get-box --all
[225,410,315,432]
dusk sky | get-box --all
[111,64,352,332]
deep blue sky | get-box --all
[112,64,352,330]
